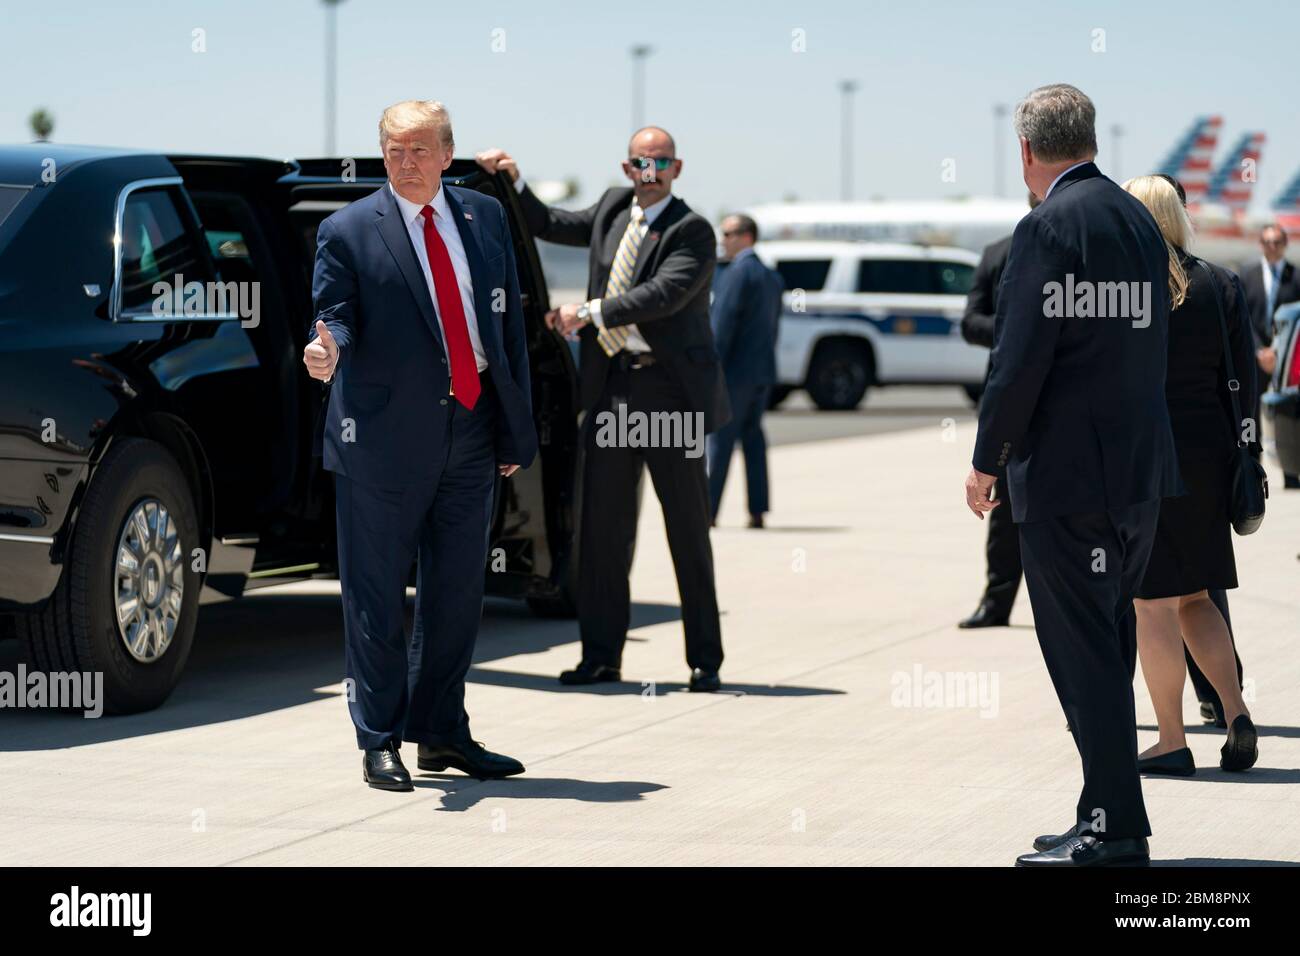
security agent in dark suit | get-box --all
[476,129,730,692]
[957,193,1039,629]
[304,101,537,791]
[965,85,1181,867]
[1237,224,1300,487]
[1237,223,1300,353]
[708,214,783,527]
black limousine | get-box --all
[0,145,583,714]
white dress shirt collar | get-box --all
[634,192,673,226]
[389,180,453,229]
[1044,160,1093,200]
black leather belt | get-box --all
[612,351,657,370]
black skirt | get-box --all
[1137,444,1238,599]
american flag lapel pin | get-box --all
[464,211,473,220]
[648,231,660,241]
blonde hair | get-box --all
[1121,175,1191,309]
[378,100,454,151]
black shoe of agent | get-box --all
[1017,835,1150,867]
[957,601,1010,629]
[1220,714,1259,772]
[363,741,413,792]
[1032,820,1092,853]
[418,740,525,780]
[689,668,721,692]
[559,660,622,685]
[1199,700,1228,729]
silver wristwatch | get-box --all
[576,303,592,324]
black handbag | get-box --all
[1195,258,1268,535]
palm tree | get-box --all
[29,109,54,142]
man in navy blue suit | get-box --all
[965,85,1182,866]
[303,100,537,791]
[708,214,783,527]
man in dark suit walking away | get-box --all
[305,101,537,790]
[965,84,1182,866]
[957,193,1038,629]
[708,214,783,528]
[476,128,730,692]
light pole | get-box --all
[840,80,858,201]
[323,0,346,156]
[1110,123,1124,182]
[630,45,653,131]
[993,103,1009,197]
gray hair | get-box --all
[1013,84,1097,163]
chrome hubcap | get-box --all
[114,498,184,663]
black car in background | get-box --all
[0,145,582,714]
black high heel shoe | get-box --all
[1220,715,1258,771]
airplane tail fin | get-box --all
[1207,132,1266,219]
[1157,115,1222,209]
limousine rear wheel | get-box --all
[17,438,200,715]
[806,339,872,411]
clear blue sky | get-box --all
[2,0,1295,219]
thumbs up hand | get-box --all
[304,319,339,382]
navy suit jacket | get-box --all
[311,183,537,487]
[711,249,783,388]
[972,162,1183,523]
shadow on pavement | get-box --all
[0,592,679,750]
[413,775,669,812]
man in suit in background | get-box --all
[476,128,730,691]
[708,214,783,528]
[1238,223,1300,487]
[957,191,1038,629]
[305,100,537,790]
[965,84,1181,866]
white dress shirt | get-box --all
[389,181,488,371]
[1043,160,1092,200]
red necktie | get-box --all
[419,204,480,410]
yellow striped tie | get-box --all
[596,204,646,357]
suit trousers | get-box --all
[334,378,498,750]
[578,359,724,672]
[1018,499,1160,840]
[980,481,1023,616]
[707,382,771,518]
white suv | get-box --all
[753,241,986,410]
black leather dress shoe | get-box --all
[688,668,721,692]
[747,514,765,529]
[1199,700,1227,728]
[957,602,1010,629]
[1220,714,1258,771]
[1032,820,1091,852]
[417,740,525,780]
[1016,835,1149,867]
[363,741,413,792]
[559,661,622,685]
[1138,747,1195,776]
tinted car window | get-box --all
[119,188,213,313]
[774,259,831,291]
[856,259,934,294]
[933,260,975,295]
[0,186,28,230]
